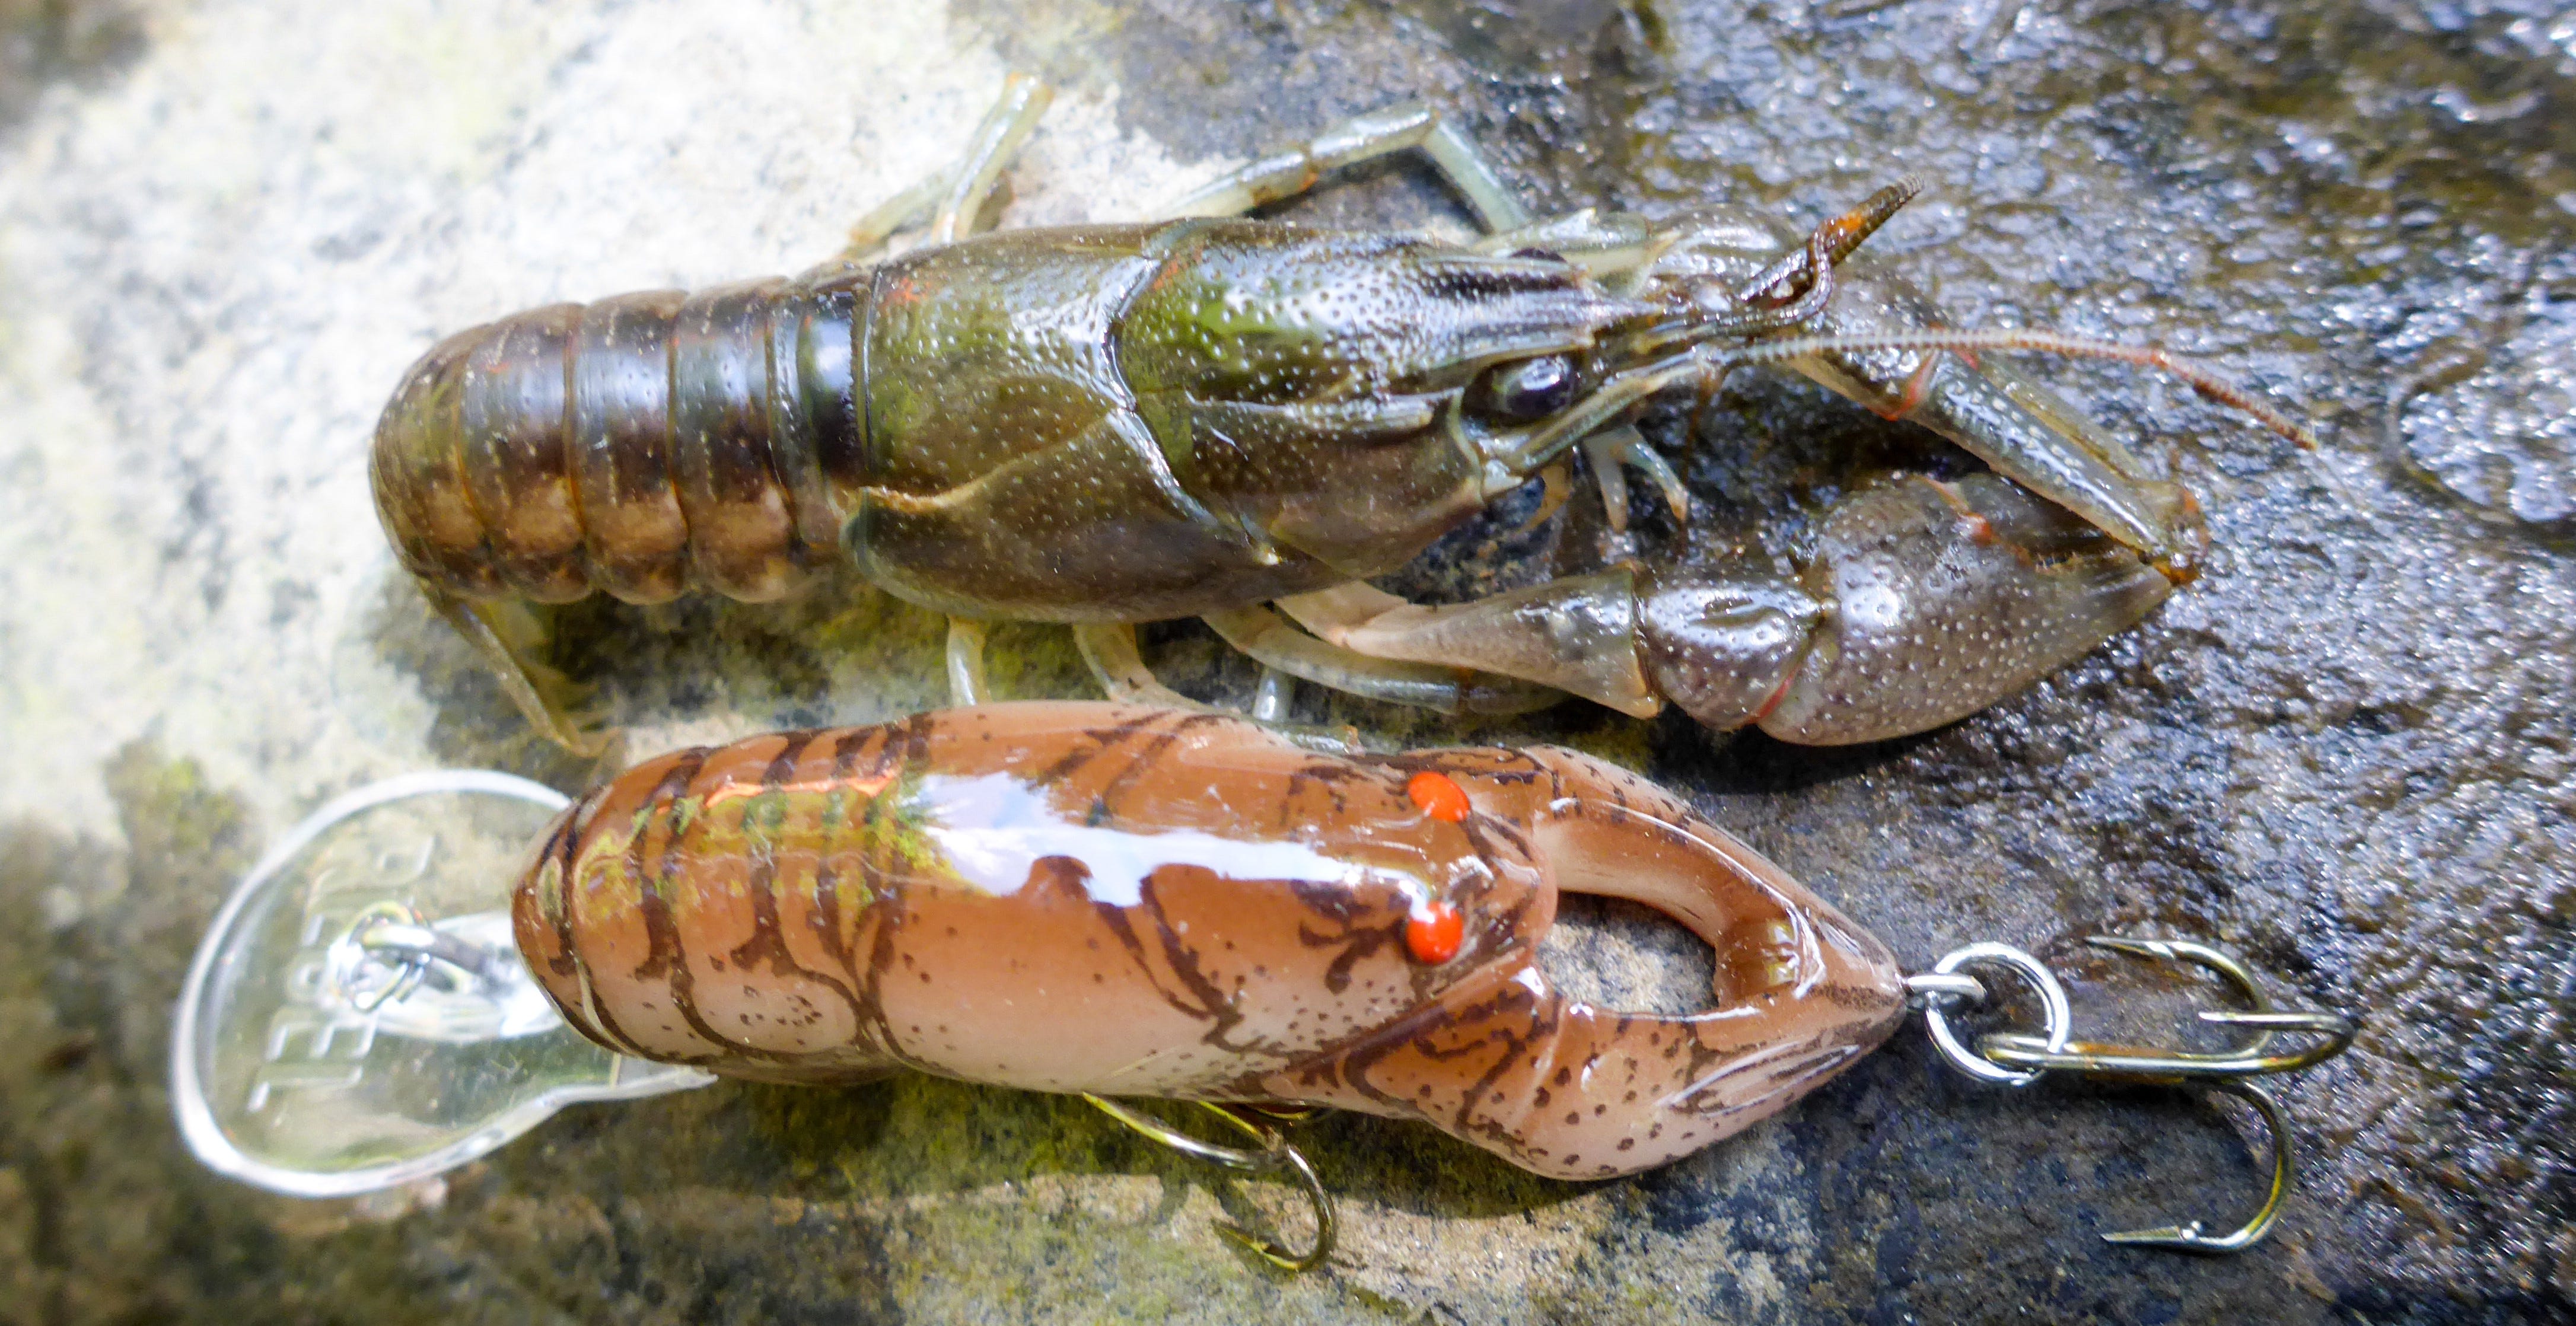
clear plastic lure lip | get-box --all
[170,769,712,1200]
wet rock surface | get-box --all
[0,0,146,129]
[1,0,2569,1321]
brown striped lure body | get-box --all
[512,702,1904,1180]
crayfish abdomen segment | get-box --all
[370,270,865,607]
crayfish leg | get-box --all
[422,585,610,757]
[1773,269,2214,577]
[827,74,1051,264]
[931,75,1052,244]
[1581,424,1691,535]
[1163,101,1530,232]
[945,617,992,705]
[1275,578,1663,719]
[1203,604,1559,717]
[1071,621,1205,711]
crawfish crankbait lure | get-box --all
[177,705,2350,1270]
[371,78,2316,754]
[511,702,1905,1180]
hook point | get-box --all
[1085,1095,1338,1273]
[2099,1080,2295,1254]
[1213,1146,1336,1272]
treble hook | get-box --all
[1082,1094,1338,1272]
[1909,935,2359,1254]
[1978,938,2358,1080]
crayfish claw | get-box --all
[1753,472,2173,745]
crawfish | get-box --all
[374,78,2313,753]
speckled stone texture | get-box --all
[0,1,2568,1322]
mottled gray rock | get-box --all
[1,1,2568,1322]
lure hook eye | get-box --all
[1906,935,2360,1254]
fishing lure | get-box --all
[176,705,2351,1269]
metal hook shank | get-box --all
[1082,1095,1338,1273]
[1976,936,2358,1080]
[1978,1010,2355,1080]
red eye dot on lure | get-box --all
[1405,900,1464,965]
[1406,770,1471,823]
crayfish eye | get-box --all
[1469,354,1578,422]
